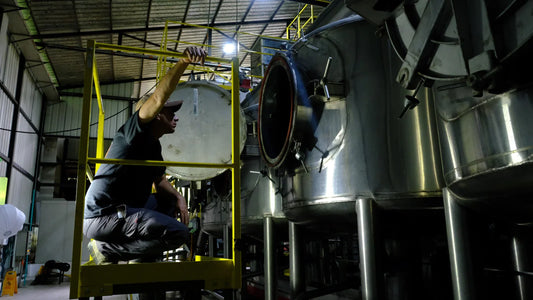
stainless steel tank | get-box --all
[160,80,247,181]
[349,0,533,212]
[202,90,285,235]
[258,16,445,225]
[434,83,533,201]
[240,156,285,231]
[201,184,231,236]
[201,156,285,235]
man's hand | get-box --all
[176,193,190,225]
[182,46,207,65]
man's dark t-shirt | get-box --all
[84,111,165,218]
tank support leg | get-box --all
[223,225,231,259]
[208,234,215,257]
[443,188,477,300]
[356,198,378,300]
[289,221,305,298]
[512,233,532,300]
[264,215,276,300]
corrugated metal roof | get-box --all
[2,0,328,101]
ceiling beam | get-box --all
[28,19,299,40]
[201,0,224,47]
[138,0,153,100]
[109,0,115,81]
[173,0,192,51]
[286,0,330,7]
[240,0,288,68]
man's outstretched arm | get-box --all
[139,46,207,124]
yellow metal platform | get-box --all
[70,41,241,299]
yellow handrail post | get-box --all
[93,61,105,172]
[230,57,242,289]
[70,39,95,299]
[297,10,302,39]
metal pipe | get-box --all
[512,234,532,300]
[289,221,305,298]
[264,215,276,300]
[443,188,477,300]
[355,198,378,300]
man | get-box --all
[83,46,207,264]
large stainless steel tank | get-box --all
[434,83,533,203]
[201,156,285,235]
[202,90,285,235]
[258,16,445,225]
[160,80,247,181]
[347,0,533,216]
[241,156,285,232]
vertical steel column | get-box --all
[356,198,378,300]
[289,221,304,298]
[4,54,24,202]
[443,188,476,300]
[24,95,48,285]
[70,40,96,299]
[264,215,276,300]
[512,234,532,300]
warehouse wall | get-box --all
[37,83,133,263]
[37,49,135,265]
[0,12,43,222]
[44,83,133,139]
[0,11,45,276]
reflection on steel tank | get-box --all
[203,89,285,236]
[258,16,445,227]
[160,80,247,181]
[435,82,533,199]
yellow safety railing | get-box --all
[286,4,321,40]
[70,40,241,299]
[158,20,289,82]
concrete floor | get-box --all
[5,281,126,299]
[8,281,223,299]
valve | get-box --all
[315,56,333,100]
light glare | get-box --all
[223,43,236,54]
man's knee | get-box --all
[163,228,189,248]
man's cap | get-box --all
[135,93,184,112]
[163,100,184,112]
